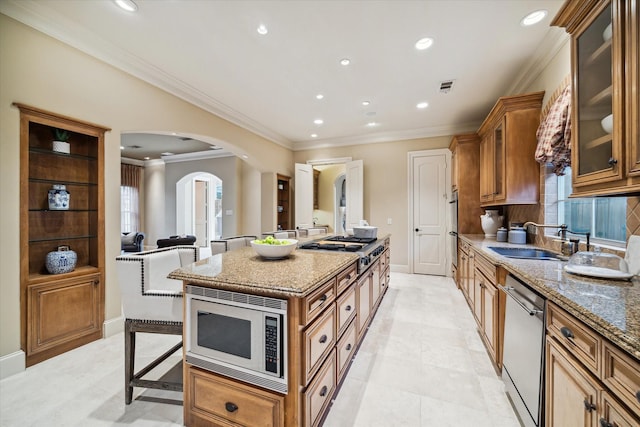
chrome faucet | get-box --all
[523,222,568,240]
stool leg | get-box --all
[124,319,135,404]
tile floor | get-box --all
[0,272,521,427]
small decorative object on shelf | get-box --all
[45,245,77,274]
[48,184,70,210]
[52,128,70,154]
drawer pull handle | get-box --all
[225,402,238,413]
[636,390,640,404]
[599,419,613,427]
[319,385,328,397]
[560,326,575,341]
[346,274,351,280]
[345,305,352,311]
[583,399,596,412]
[319,334,328,344]
[319,294,328,303]
[346,343,352,351]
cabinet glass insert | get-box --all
[576,3,613,175]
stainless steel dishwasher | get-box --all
[499,274,546,427]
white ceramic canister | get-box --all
[508,227,527,244]
[496,227,508,242]
[48,184,70,210]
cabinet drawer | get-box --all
[304,349,336,427]
[603,342,640,415]
[336,262,357,295]
[301,278,336,325]
[187,366,284,427]
[474,250,496,284]
[336,285,356,337]
[303,305,336,385]
[547,303,601,375]
[337,318,357,383]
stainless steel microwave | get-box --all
[185,285,288,393]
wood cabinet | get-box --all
[185,365,285,427]
[477,92,544,207]
[277,175,291,230]
[553,0,640,196]
[457,240,473,307]
[16,103,108,366]
[472,250,503,368]
[183,245,391,427]
[449,134,484,234]
[546,302,640,426]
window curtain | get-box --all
[121,163,141,233]
[535,74,572,175]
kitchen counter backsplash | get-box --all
[460,234,640,360]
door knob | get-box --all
[608,157,618,166]
[415,228,419,232]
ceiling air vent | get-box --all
[179,137,193,141]
[128,145,142,149]
[439,80,455,93]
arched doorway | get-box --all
[176,172,222,246]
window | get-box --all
[121,163,141,233]
[557,167,626,244]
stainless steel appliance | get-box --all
[449,191,458,267]
[298,235,387,273]
[185,286,288,393]
[499,274,546,427]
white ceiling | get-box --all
[1,0,567,158]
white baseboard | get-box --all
[103,316,124,338]
[390,264,410,273]
[0,350,25,380]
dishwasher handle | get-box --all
[499,285,543,316]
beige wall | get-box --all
[294,136,452,269]
[0,14,293,362]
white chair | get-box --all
[210,235,257,255]
[262,230,299,239]
[115,245,199,404]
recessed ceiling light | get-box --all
[161,152,174,156]
[314,119,324,125]
[340,58,351,66]
[415,37,433,50]
[257,24,268,35]
[311,134,318,138]
[241,154,249,159]
[417,102,429,109]
[366,122,378,127]
[521,10,547,26]
[114,0,138,12]
[120,146,124,150]
[316,94,324,100]
[143,156,150,160]
[362,101,370,106]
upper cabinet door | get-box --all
[553,0,640,195]
[295,163,313,229]
[345,160,363,232]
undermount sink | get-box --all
[488,246,561,260]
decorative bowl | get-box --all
[250,239,298,259]
[601,114,613,134]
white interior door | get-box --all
[345,160,363,232]
[295,163,313,229]
[411,152,448,275]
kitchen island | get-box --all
[169,239,391,427]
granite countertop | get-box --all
[460,234,640,360]
[168,246,359,298]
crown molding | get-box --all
[162,150,234,164]
[292,121,480,151]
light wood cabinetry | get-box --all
[546,302,640,426]
[553,0,640,196]
[16,103,108,367]
[277,174,291,231]
[185,365,285,427]
[457,240,473,307]
[184,242,392,427]
[449,134,484,234]
[477,92,544,207]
